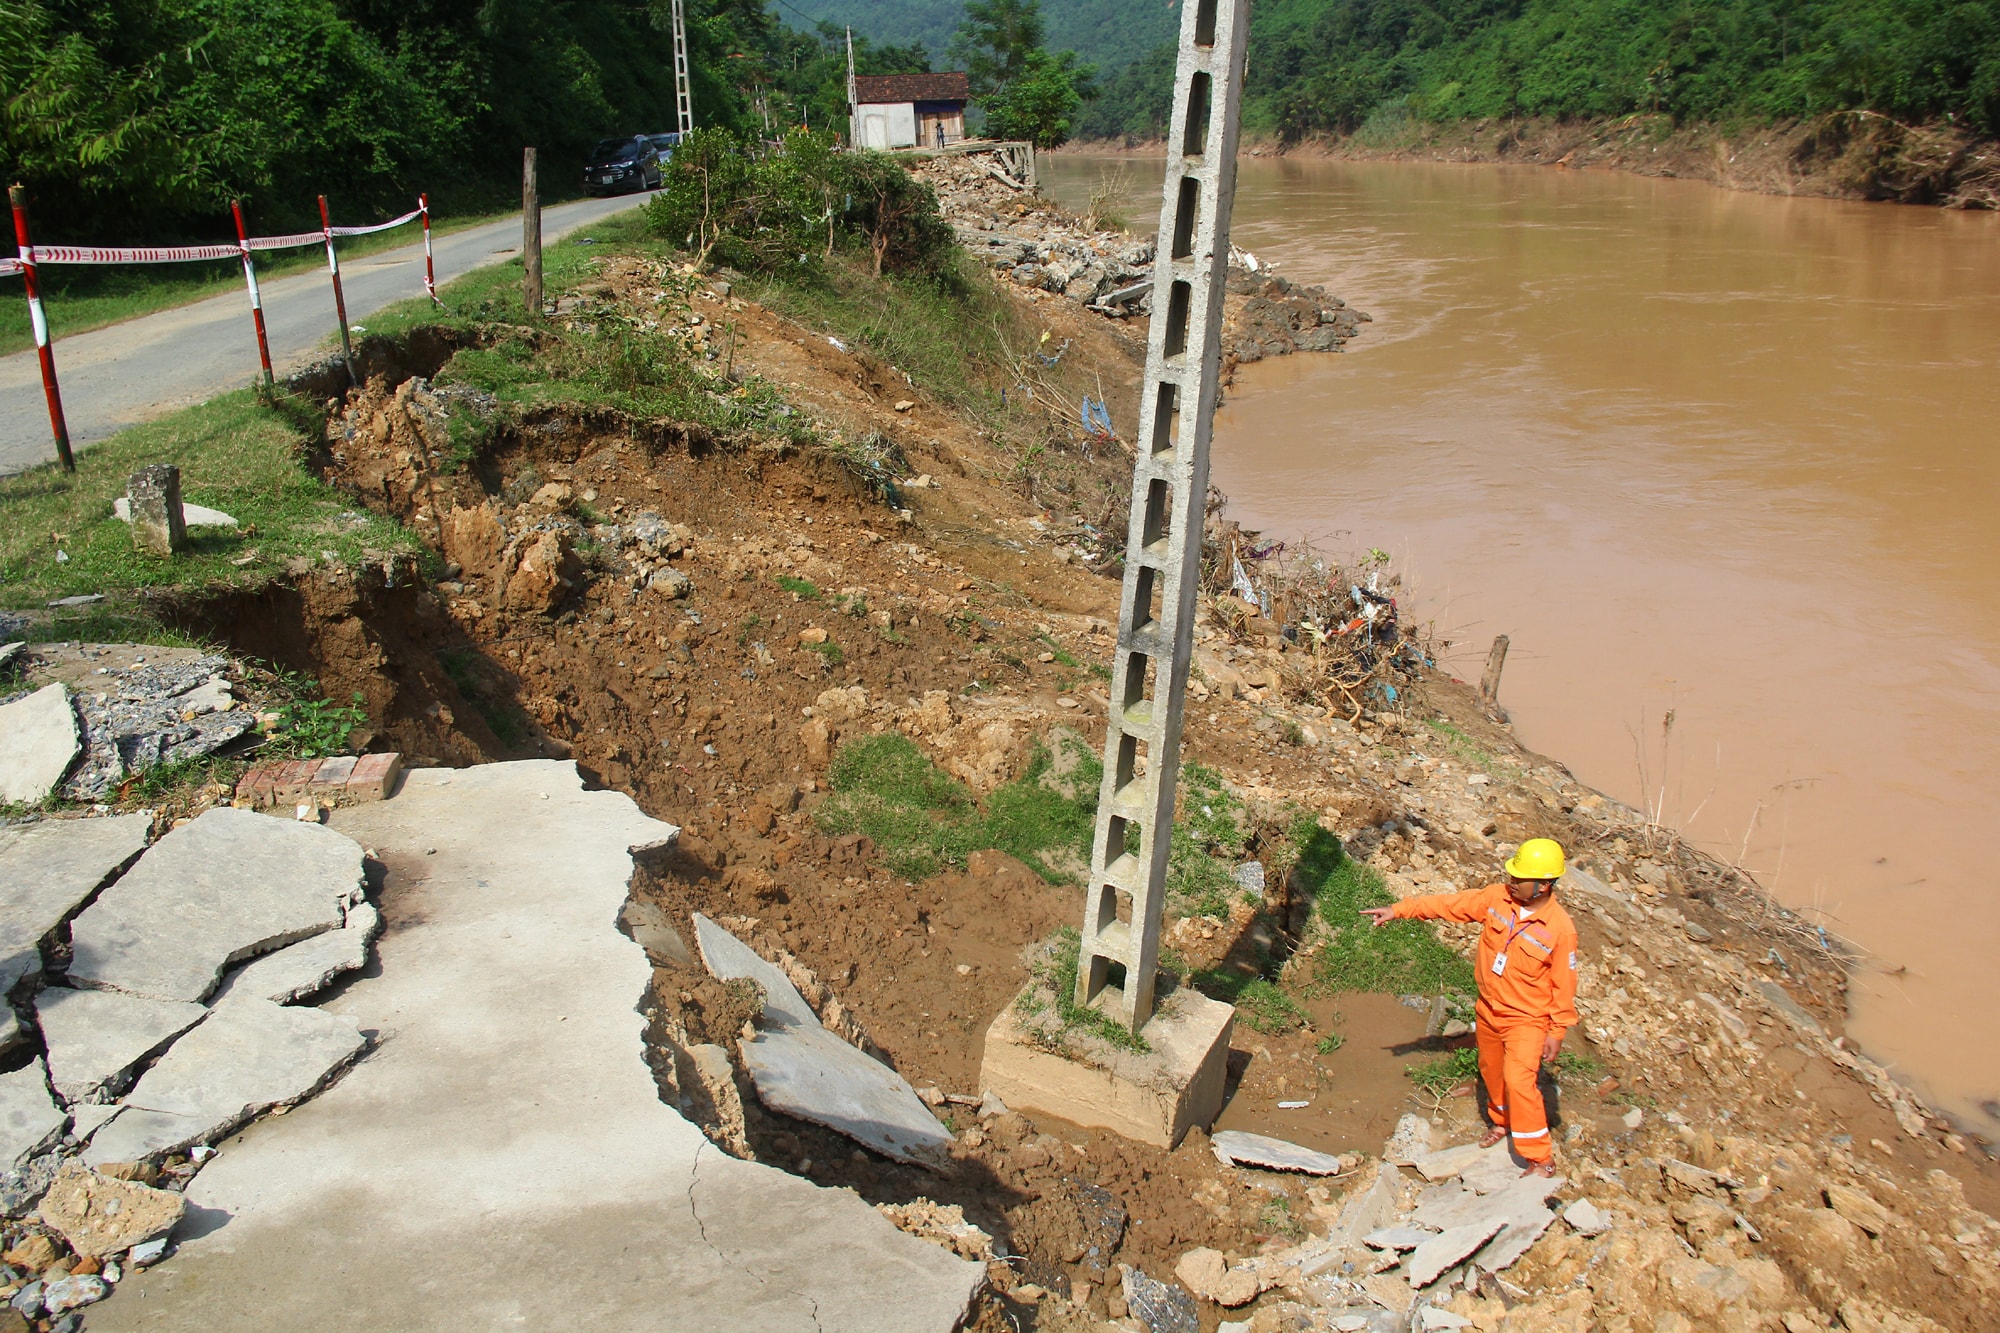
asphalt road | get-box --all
[0,192,653,476]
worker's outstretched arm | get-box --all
[1361,884,1497,928]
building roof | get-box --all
[853,72,970,105]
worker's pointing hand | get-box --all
[1361,907,1396,928]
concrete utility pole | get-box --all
[1075,0,1252,1033]
[846,27,859,144]
[671,0,695,136]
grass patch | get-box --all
[814,730,1099,882]
[1168,762,1249,919]
[0,204,525,359]
[1406,1047,1480,1095]
[1192,971,1308,1035]
[267,687,368,759]
[0,390,422,621]
[744,250,1021,414]
[1035,632,1079,668]
[776,575,822,600]
[1423,717,1501,774]
[1296,818,1477,995]
[804,639,845,669]
[1014,927,1151,1055]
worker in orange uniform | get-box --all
[1362,838,1579,1177]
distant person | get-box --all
[1363,837,1579,1177]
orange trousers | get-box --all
[1478,1011,1553,1162]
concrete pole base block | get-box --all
[978,985,1233,1149]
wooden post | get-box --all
[231,200,275,391]
[1481,634,1511,718]
[10,184,74,473]
[318,195,357,387]
[522,148,542,318]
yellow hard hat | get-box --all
[1505,838,1566,881]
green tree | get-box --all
[948,0,1046,99]
[983,48,1097,148]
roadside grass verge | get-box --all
[1297,819,1477,996]
[0,390,421,635]
[743,251,1025,414]
[0,204,527,359]
[813,730,1098,882]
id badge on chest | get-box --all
[1492,952,1508,976]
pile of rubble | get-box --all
[909,149,1370,365]
[0,805,383,1322]
[0,645,259,805]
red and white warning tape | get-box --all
[7,206,424,269]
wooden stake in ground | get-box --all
[1075,0,1252,1033]
[1481,634,1511,722]
[523,148,543,318]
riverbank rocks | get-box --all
[68,807,362,1003]
[0,684,80,805]
[37,1162,185,1258]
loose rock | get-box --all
[37,1162,185,1258]
[0,684,80,806]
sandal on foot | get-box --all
[1478,1127,1508,1149]
[1522,1159,1558,1178]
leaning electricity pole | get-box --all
[671,0,695,135]
[1075,0,1251,1033]
[846,27,859,144]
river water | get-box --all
[1041,154,2000,1137]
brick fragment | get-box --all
[271,759,322,807]
[345,752,404,803]
[236,764,282,808]
[308,755,358,798]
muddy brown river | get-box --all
[1043,153,2000,1139]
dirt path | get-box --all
[0,193,652,477]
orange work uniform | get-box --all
[1389,884,1580,1162]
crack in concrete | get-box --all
[684,1128,824,1328]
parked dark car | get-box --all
[583,137,662,196]
[646,132,683,163]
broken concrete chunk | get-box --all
[1211,1129,1347,1175]
[37,1161,185,1258]
[1825,1184,1891,1237]
[619,899,692,968]
[692,913,817,1029]
[694,914,951,1165]
[34,987,207,1105]
[68,806,360,1002]
[0,1062,68,1172]
[1414,1173,1564,1232]
[1364,1226,1439,1252]
[0,684,80,806]
[1412,1142,1488,1182]
[0,812,152,995]
[213,902,381,1005]
[80,1109,205,1167]
[1562,1198,1610,1236]
[68,1104,122,1144]
[112,497,239,529]
[116,998,365,1148]
[1383,1113,1435,1165]
[1408,1216,1508,1287]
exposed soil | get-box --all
[163,222,2000,1332]
[1067,113,2000,211]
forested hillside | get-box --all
[775,0,1179,74]
[1079,0,2000,143]
[0,0,919,242]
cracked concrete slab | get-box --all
[0,813,152,995]
[694,915,954,1167]
[0,683,79,805]
[1211,1129,1346,1175]
[0,1059,69,1170]
[88,761,983,1333]
[118,996,365,1126]
[34,986,207,1104]
[212,903,381,1005]
[68,807,360,1002]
